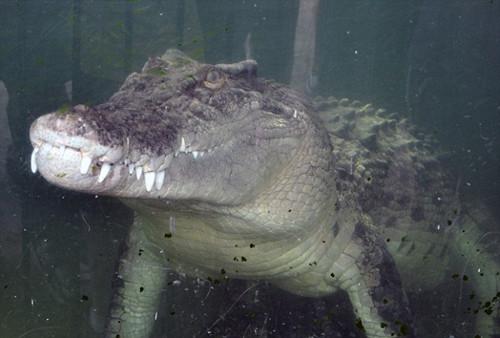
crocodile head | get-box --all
[30,49,331,209]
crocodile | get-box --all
[29,49,499,338]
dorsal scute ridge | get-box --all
[314,96,458,238]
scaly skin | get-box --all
[29,50,498,337]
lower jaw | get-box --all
[35,146,121,194]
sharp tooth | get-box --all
[179,136,186,152]
[128,164,135,175]
[80,155,92,174]
[293,109,298,118]
[135,166,143,180]
[31,147,39,174]
[192,151,199,159]
[144,172,155,192]
[155,170,165,190]
[200,151,205,157]
[98,163,111,183]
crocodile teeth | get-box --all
[98,163,111,183]
[31,147,39,174]
[80,155,92,175]
[155,170,165,190]
[128,164,135,175]
[179,136,187,153]
[144,171,155,192]
[135,166,143,180]
[293,109,298,118]
[200,151,205,157]
[192,151,199,159]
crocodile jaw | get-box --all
[30,111,127,194]
[29,110,305,204]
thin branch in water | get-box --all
[79,209,91,232]
[206,283,258,331]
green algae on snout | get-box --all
[56,103,71,116]
[146,67,168,77]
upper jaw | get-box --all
[29,111,121,161]
[29,112,215,196]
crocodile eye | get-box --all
[203,70,225,90]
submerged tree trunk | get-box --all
[71,0,82,104]
[175,0,185,48]
[124,0,133,74]
[290,0,320,95]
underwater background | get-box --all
[0,1,499,337]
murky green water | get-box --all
[1,1,499,337]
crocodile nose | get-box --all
[30,112,78,139]
[30,109,99,150]
[31,104,90,137]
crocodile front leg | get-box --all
[333,223,415,338]
[106,215,168,338]
[274,221,415,338]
